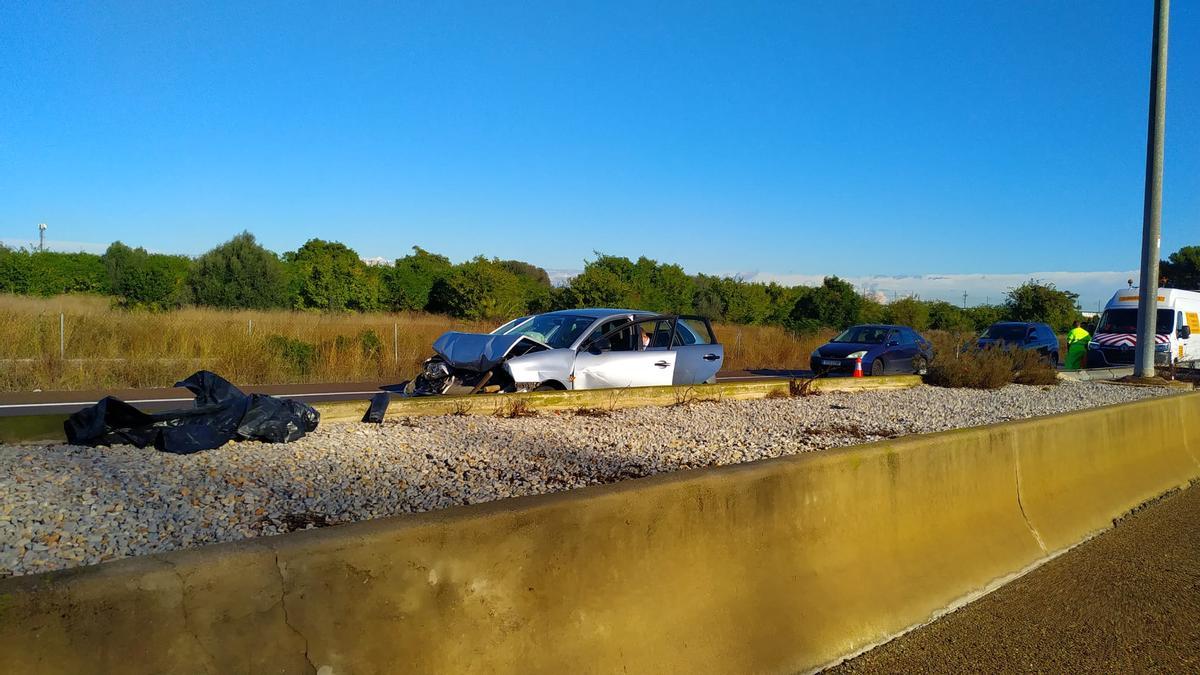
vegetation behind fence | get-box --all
[0,295,828,391]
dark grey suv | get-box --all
[976,322,1060,366]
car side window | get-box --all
[588,318,637,352]
[591,318,674,352]
[644,319,675,350]
[673,319,714,347]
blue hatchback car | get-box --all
[810,324,935,376]
[976,322,1059,366]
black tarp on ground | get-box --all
[64,371,320,454]
[362,391,392,423]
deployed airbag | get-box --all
[64,371,320,454]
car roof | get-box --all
[991,321,1044,327]
[534,308,652,319]
[851,324,906,330]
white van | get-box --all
[1088,287,1200,368]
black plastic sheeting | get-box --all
[64,371,320,454]
[362,391,391,423]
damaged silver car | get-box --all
[403,309,724,395]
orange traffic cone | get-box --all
[853,357,863,378]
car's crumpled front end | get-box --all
[402,332,551,396]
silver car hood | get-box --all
[432,332,548,372]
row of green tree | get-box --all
[2,235,1197,334]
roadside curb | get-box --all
[313,375,924,423]
[0,376,922,444]
[1057,366,1133,382]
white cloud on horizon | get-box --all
[545,268,581,287]
[743,270,1136,310]
[539,267,1132,309]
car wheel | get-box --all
[534,382,564,392]
[1049,351,1059,368]
[870,359,885,376]
[914,357,928,376]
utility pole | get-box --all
[961,291,968,309]
[38,223,46,252]
[1135,0,1169,379]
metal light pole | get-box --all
[38,223,46,252]
[1135,0,1169,378]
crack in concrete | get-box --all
[274,550,317,675]
[1013,445,1048,554]
[161,558,218,674]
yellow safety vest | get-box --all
[1066,327,1090,346]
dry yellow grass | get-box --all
[0,295,825,391]
[715,322,831,375]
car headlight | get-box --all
[846,350,868,360]
[1155,343,1169,352]
[425,361,451,378]
[1087,342,1100,349]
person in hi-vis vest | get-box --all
[1065,320,1090,370]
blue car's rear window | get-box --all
[982,324,1027,341]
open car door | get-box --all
[669,316,723,385]
[572,317,677,390]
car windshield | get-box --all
[981,324,1028,341]
[490,316,529,335]
[1096,308,1174,335]
[497,314,596,349]
[831,326,890,344]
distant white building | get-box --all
[360,256,391,267]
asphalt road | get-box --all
[0,369,815,417]
[827,482,1200,674]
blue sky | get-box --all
[1,1,1196,308]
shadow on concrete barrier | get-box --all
[1,392,1197,674]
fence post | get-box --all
[248,319,253,336]
[59,313,65,360]
[393,322,398,362]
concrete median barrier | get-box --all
[1014,394,1200,553]
[2,392,1197,674]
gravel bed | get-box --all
[0,382,1173,578]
